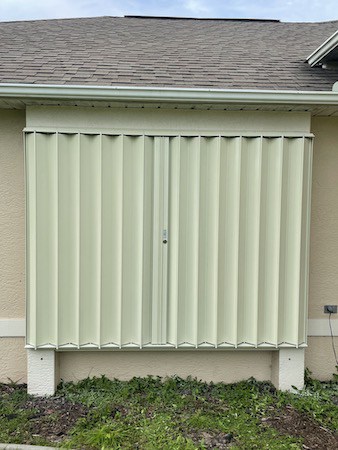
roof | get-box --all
[307,30,338,67]
[0,16,338,91]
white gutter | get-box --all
[1,83,338,105]
[307,29,338,67]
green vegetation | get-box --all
[0,373,337,449]
[60,376,299,449]
[279,368,338,430]
[0,383,51,447]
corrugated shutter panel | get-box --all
[25,132,312,349]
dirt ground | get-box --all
[265,405,338,450]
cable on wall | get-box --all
[328,312,338,366]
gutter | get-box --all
[1,83,338,106]
[307,30,338,67]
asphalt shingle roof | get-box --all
[1,16,338,91]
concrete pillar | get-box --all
[271,348,305,391]
[27,349,57,396]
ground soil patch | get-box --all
[265,405,338,450]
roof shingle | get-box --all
[0,16,338,91]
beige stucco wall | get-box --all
[305,337,338,380]
[58,350,273,383]
[305,116,338,380]
[0,338,26,383]
[309,116,338,319]
[0,110,26,384]
[0,110,26,319]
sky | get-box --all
[0,0,337,23]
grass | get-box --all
[0,372,337,449]
[0,383,51,447]
[58,376,300,449]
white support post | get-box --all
[27,349,57,396]
[272,348,305,391]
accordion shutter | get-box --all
[26,132,312,349]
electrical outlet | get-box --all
[324,305,337,314]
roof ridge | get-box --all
[0,16,337,25]
[124,15,280,22]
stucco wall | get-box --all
[306,337,338,380]
[59,350,273,384]
[0,338,26,383]
[306,116,338,380]
[309,117,338,318]
[0,110,26,383]
[0,110,25,318]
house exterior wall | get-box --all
[0,110,25,318]
[58,350,273,383]
[1,106,337,385]
[306,337,338,379]
[305,116,338,380]
[0,110,26,383]
[0,338,26,383]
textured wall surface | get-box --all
[304,116,338,381]
[59,350,273,383]
[306,337,338,380]
[0,338,26,383]
[0,111,26,384]
[0,110,25,319]
[309,117,338,320]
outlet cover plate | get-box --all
[324,305,337,314]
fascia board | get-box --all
[0,83,338,105]
[307,29,338,67]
